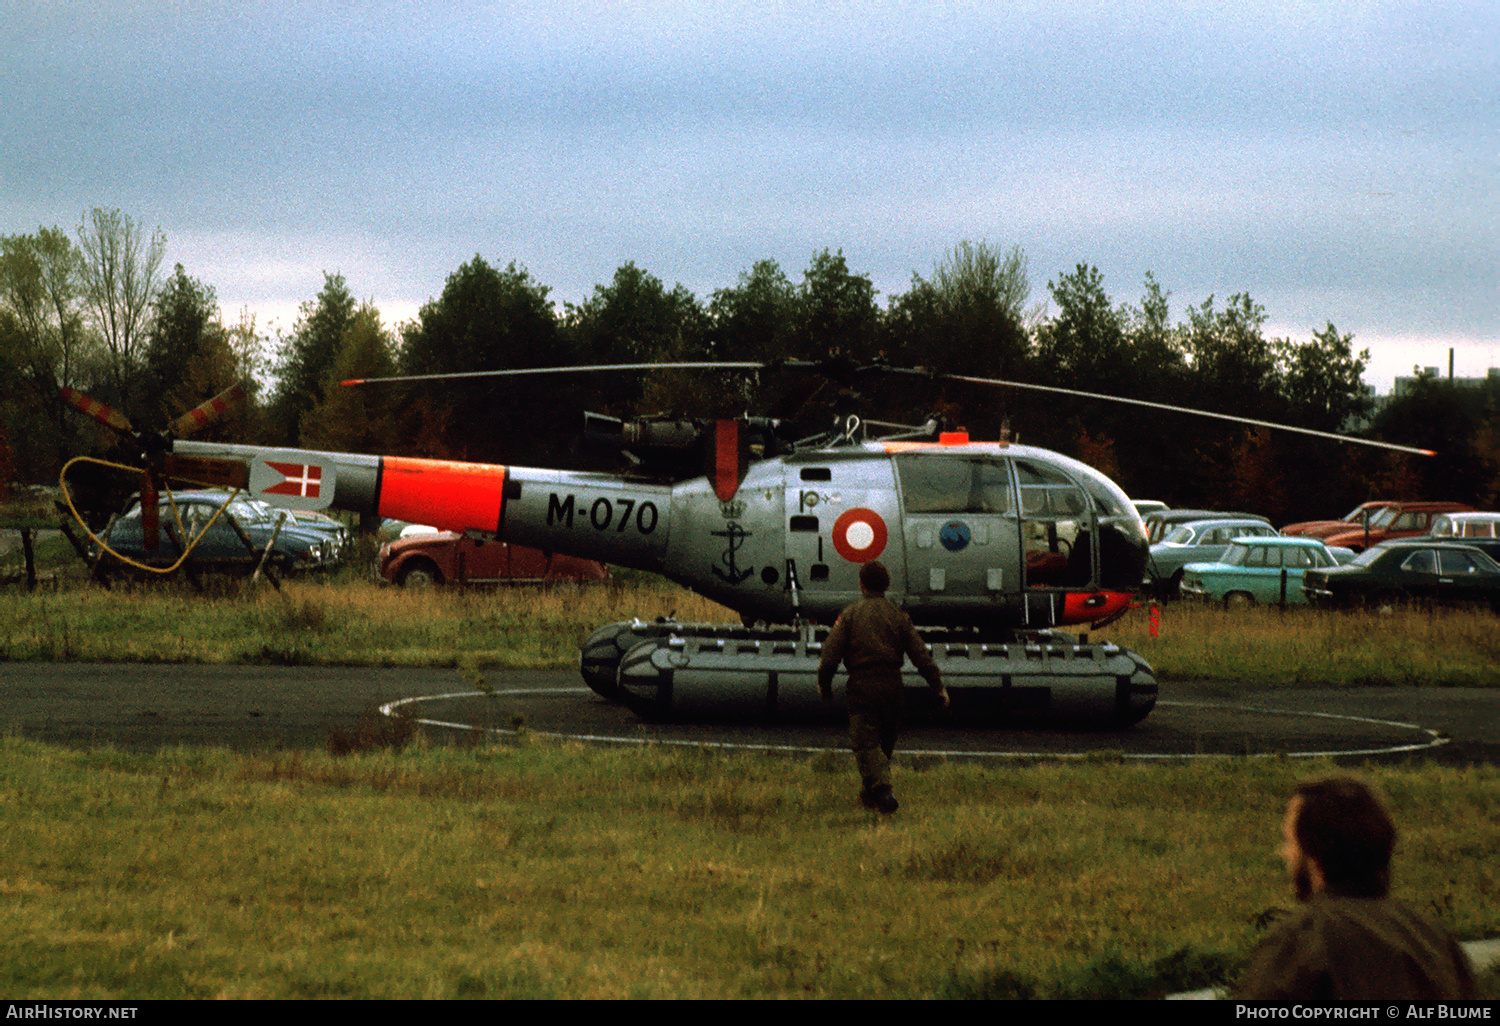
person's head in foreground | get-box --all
[1280,776,1394,902]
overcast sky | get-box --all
[5,1,1496,392]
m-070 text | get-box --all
[547,493,659,534]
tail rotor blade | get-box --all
[170,383,247,437]
[59,387,136,437]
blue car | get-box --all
[1145,517,1279,596]
[95,491,341,577]
[1180,536,1354,609]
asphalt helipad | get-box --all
[2,663,1496,764]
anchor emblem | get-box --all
[711,522,755,584]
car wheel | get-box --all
[1224,592,1255,611]
[396,559,443,588]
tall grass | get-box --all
[1113,602,1500,687]
[0,579,732,667]
[1,736,1494,999]
[1,579,1496,686]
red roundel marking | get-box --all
[831,507,888,563]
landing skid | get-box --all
[580,620,1157,726]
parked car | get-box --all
[1180,536,1355,609]
[1284,501,1474,550]
[244,499,352,555]
[1428,512,1500,540]
[1144,509,1269,544]
[1301,540,1500,611]
[378,530,609,587]
[1146,518,1280,596]
[97,491,341,575]
[1281,501,1390,539]
[1318,502,1475,553]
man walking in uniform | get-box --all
[818,560,947,814]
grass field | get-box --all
[2,737,1496,999]
[1,563,1497,998]
[1,571,1497,687]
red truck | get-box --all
[378,531,609,587]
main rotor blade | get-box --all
[170,383,247,437]
[59,387,135,436]
[342,362,767,387]
[945,374,1436,457]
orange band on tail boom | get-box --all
[377,456,509,534]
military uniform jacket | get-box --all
[1232,894,1477,1001]
[817,596,942,697]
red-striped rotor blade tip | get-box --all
[170,383,247,436]
[59,387,134,435]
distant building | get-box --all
[1392,367,1500,398]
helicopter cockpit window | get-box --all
[895,456,1012,514]
[1012,459,1093,587]
[1015,461,1087,520]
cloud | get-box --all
[3,1,1495,390]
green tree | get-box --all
[796,249,879,363]
[1275,323,1373,434]
[567,262,705,366]
[708,259,797,363]
[884,242,1034,439]
[224,308,270,407]
[265,273,357,446]
[1181,292,1279,415]
[645,259,799,418]
[142,265,246,435]
[0,227,90,392]
[564,263,707,417]
[1368,373,1497,506]
[76,207,166,408]
[885,241,1032,375]
[398,257,565,464]
[300,304,398,454]
[0,228,93,478]
[400,257,559,377]
[1035,264,1128,386]
[1032,265,1168,492]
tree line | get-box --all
[4,211,1496,521]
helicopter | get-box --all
[60,360,1433,727]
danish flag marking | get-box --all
[263,461,323,498]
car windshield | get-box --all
[1343,505,1374,523]
[1350,547,1388,567]
[1162,526,1195,544]
[1368,508,1400,529]
[1469,548,1500,572]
